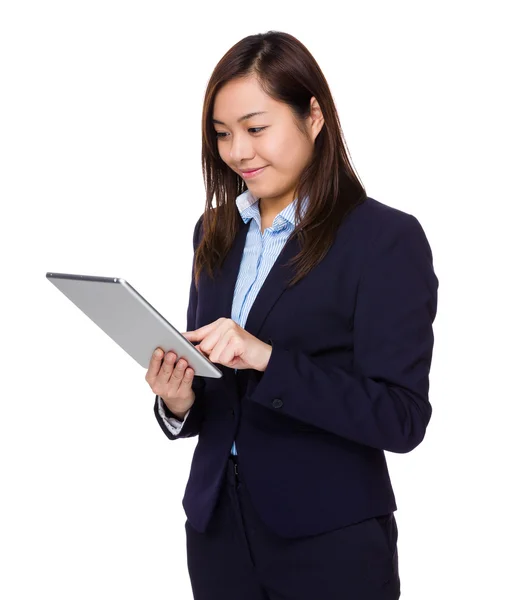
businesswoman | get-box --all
[146,31,438,600]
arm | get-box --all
[247,215,439,453]
[153,215,207,441]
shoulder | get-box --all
[192,206,222,250]
[343,196,435,268]
[194,212,205,235]
[192,211,209,248]
[191,215,203,250]
[359,198,436,273]
[351,196,421,232]
[349,196,430,245]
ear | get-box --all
[308,96,325,142]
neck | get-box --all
[259,194,296,219]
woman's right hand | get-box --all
[146,348,196,419]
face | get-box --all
[212,75,324,214]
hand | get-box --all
[182,318,272,372]
[145,348,196,418]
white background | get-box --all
[1,1,506,598]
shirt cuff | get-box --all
[156,395,191,435]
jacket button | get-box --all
[272,398,283,409]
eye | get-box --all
[215,127,267,139]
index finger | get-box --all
[146,347,165,381]
[183,321,217,342]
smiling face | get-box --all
[212,75,323,216]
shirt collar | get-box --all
[235,187,309,231]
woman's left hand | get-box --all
[182,318,272,372]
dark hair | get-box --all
[194,30,367,289]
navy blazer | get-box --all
[154,196,439,538]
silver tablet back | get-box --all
[46,272,222,378]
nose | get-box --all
[229,133,255,163]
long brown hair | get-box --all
[194,30,367,289]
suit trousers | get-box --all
[185,454,401,600]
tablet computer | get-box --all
[46,272,223,378]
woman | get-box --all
[146,30,438,600]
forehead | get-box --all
[213,76,282,122]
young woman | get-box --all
[146,30,438,600]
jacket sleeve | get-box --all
[156,396,191,434]
[153,214,206,441]
[247,214,439,453]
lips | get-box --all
[240,167,266,173]
[239,166,267,179]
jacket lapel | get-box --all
[214,218,301,340]
[243,233,300,339]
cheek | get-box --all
[264,134,307,172]
[262,134,294,163]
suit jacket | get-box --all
[154,196,439,539]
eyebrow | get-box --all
[212,111,268,125]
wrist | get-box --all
[171,410,187,421]
[160,398,188,421]
[258,342,273,372]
